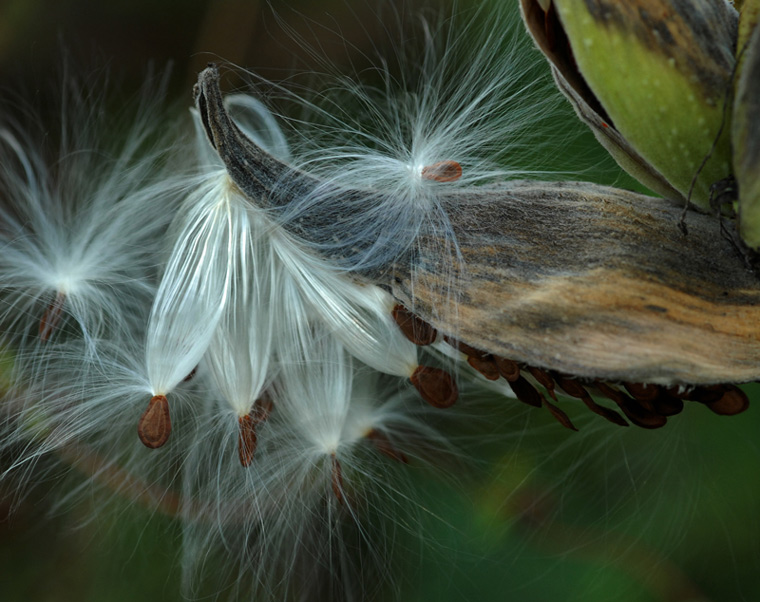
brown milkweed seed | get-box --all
[138,395,171,449]
[421,160,462,182]
[238,414,258,467]
[543,398,578,431]
[391,304,437,345]
[494,357,521,382]
[443,336,488,359]
[467,355,500,380]
[526,366,557,400]
[507,375,543,408]
[705,386,749,416]
[410,366,458,408]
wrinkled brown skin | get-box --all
[194,65,760,386]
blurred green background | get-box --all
[1,1,759,601]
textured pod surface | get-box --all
[196,65,760,386]
[390,180,760,384]
[520,0,737,208]
[734,2,760,248]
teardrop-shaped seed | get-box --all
[706,386,750,416]
[507,375,543,408]
[138,395,171,449]
[494,356,521,382]
[421,160,463,182]
[623,382,659,403]
[410,366,458,408]
[467,355,500,380]
[596,383,667,429]
[543,397,578,431]
[392,304,437,345]
[443,336,488,359]
[526,365,558,400]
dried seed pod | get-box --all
[195,65,760,386]
[138,395,171,449]
[410,366,458,408]
[391,304,437,345]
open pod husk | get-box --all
[195,64,760,386]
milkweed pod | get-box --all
[733,1,760,248]
[520,0,737,209]
[389,180,760,385]
[194,65,760,386]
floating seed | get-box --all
[38,291,66,342]
[183,366,198,382]
[238,414,258,467]
[706,385,749,416]
[467,355,500,380]
[367,429,409,464]
[391,304,437,345]
[507,375,543,408]
[494,356,521,382]
[331,454,344,505]
[421,160,463,182]
[410,366,458,408]
[138,395,171,448]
